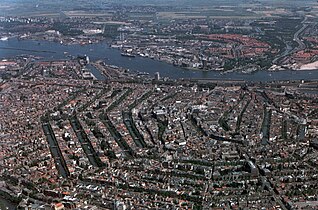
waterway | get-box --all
[42,123,70,178]
[0,196,17,210]
[1,38,318,81]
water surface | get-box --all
[0,38,318,81]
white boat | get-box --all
[0,37,8,41]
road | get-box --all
[291,17,308,54]
[239,147,288,209]
[273,16,308,64]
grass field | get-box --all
[64,11,113,18]
[157,8,258,20]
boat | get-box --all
[137,71,149,76]
[0,37,9,41]
[121,52,135,58]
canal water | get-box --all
[1,38,318,81]
[0,196,16,210]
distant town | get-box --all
[0,0,318,210]
[0,0,318,73]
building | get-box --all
[155,72,160,81]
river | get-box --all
[1,38,318,81]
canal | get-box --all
[69,116,104,167]
[0,196,17,210]
[42,122,70,178]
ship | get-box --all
[0,37,9,41]
[121,52,135,58]
[137,71,149,76]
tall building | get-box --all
[85,55,90,64]
[155,72,160,81]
